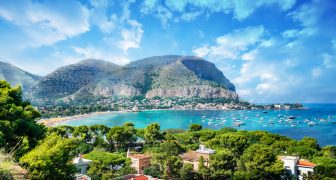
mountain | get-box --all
[27,55,239,103]
[26,59,120,100]
[0,61,41,90]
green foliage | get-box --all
[179,163,197,180]
[19,134,79,180]
[207,133,249,157]
[298,137,320,150]
[73,125,90,140]
[0,80,46,157]
[107,123,136,150]
[159,140,185,156]
[321,145,336,158]
[90,125,110,136]
[144,123,164,144]
[144,165,161,178]
[313,156,336,179]
[163,156,183,179]
[287,145,318,159]
[84,149,134,179]
[198,156,210,180]
[238,144,284,179]
[189,124,202,132]
[210,149,236,179]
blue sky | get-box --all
[0,0,335,103]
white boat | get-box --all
[308,122,317,126]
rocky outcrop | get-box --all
[26,55,240,104]
[146,85,239,100]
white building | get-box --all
[274,104,285,109]
[279,156,316,179]
[73,155,92,174]
[196,145,215,154]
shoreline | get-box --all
[38,108,306,127]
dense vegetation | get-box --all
[0,80,335,179]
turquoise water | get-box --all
[56,104,336,146]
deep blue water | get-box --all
[56,104,336,146]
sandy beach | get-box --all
[38,111,113,127]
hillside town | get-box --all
[35,96,303,118]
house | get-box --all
[196,144,215,154]
[127,149,151,174]
[73,155,92,174]
[180,145,215,171]
[274,104,285,109]
[180,151,210,171]
[279,156,317,179]
[74,174,91,180]
[122,174,157,180]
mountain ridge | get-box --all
[0,61,41,90]
[2,55,239,104]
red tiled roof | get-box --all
[129,154,151,159]
[135,175,148,180]
[298,159,317,167]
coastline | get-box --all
[38,107,306,127]
[38,111,112,127]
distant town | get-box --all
[35,96,304,118]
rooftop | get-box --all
[129,154,151,159]
[73,156,92,165]
[180,151,209,162]
[298,159,317,167]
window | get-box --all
[297,170,301,175]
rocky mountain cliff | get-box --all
[20,55,238,103]
[0,61,40,90]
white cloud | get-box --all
[193,26,265,60]
[118,20,144,52]
[141,0,296,25]
[0,0,90,47]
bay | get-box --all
[56,103,336,146]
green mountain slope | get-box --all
[27,55,239,103]
[0,61,40,90]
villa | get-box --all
[180,145,215,171]
[279,156,317,179]
[73,155,93,180]
[127,149,151,174]
[196,144,216,154]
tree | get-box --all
[0,81,46,156]
[210,149,236,179]
[159,140,185,156]
[90,125,109,136]
[19,134,79,179]
[144,165,161,178]
[84,149,134,179]
[189,124,202,132]
[144,123,163,144]
[73,125,90,140]
[287,146,318,159]
[179,163,197,180]
[238,144,284,179]
[207,133,249,157]
[321,145,336,158]
[298,137,320,150]
[313,157,336,179]
[163,156,183,179]
[107,123,136,151]
[198,156,210,180]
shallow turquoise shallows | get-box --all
[56,104,336,146]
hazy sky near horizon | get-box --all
[0,0,335,103]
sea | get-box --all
[56,103,336,146]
